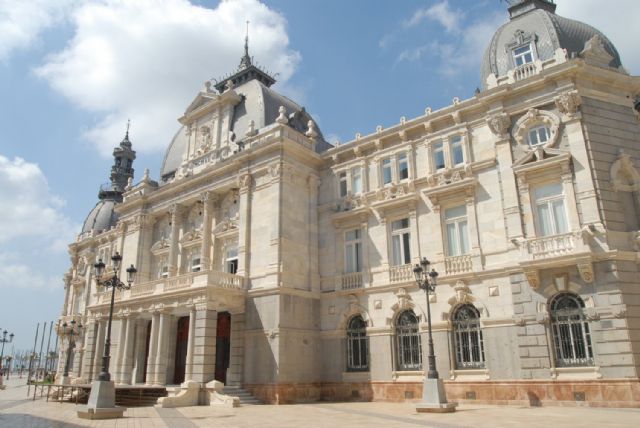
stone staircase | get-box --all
[222,385,262,405]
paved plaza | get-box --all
[0,379,638,427]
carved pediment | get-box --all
[183,91,219,116]
[151,237,171,254]
[180,229,202,245]
[213,217,238,235]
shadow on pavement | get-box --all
[0,413,86,428]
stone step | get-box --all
[222,386,262,405]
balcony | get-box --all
[444,255,473,275]
[513,63,537,81]
[339,272,363,290]
[522,233,578,260]
[389,264,414,283]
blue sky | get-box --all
[0,0,638,353]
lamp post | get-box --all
[0,330,14,388]
[77,252,136,420]
[412,257,457,413]
[59,320,82,385]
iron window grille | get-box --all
[452,304,485,369]
[550,293,594,367]
[395,310,422,371]
[346,315,369,372]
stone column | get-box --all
[92,320,106,381]
[190,308,217,384]
[62,274,72,315]
[80,321,96,382]
[113,317,127,384]
[72,338,84,379]
[466,194,483,269]
[121,315,136,385]
[145,312,160,385]
[227,313,244,386]
[561,169,581,232]
[308,176,321,292]
[361,217,371,287]
[168,204,184,277]
[409,205,420,264]
[200,192,216,271]
[154,311,171,385]
[237,173,252,279]
[184,307,196,381]
[137,214,156,282]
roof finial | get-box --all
[239,20,252,69]
[125,119,130,139]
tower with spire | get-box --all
[99,122,136,201]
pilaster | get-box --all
[153,311,172,385]
[191,307,217,384]
[168,204,184,276]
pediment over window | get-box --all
[213,216,238,235]
[371,181,418,214]
[151,237,170,255]
[422,167,476,207]
[180,229,202,247]
[513,148,571,179]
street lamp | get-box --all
[0,330,14,388]
[59,320,83,384]
[78,252,136,420]
[412,257,456,413]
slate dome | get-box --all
[481,0,622,88]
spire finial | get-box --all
[239,20,252,69]
[125,119,130,139]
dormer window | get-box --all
[528,125,550,147]
[513,43,534,66]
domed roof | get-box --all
[81,199,119,234]
[160,78,327,182]
[481,0,622,88]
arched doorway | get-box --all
[215,312,231,384]
[173,316,190,384]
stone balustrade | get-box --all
[444,255,473,275]
[339,272,363,290]
[523,232,576,260]
[389,264,413,283]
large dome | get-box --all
[81,199,119,235]
[160,79,327,182]
[481,0,622,88]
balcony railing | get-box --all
[444,255,473,275]
[339,272,363,290]
[523,233,576,260]
[389,264,414,283]
[513,63,537,81]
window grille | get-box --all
[396,310,422,371]
[346,315,369,371]
[452,304,485,369]
[550,294,594,367]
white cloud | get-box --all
[35,0,301,156]
[404,1,461,32]
[0,0,77,62]
[556,0,640,74]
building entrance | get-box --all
[215,312,231,384]
[173,316,190,384]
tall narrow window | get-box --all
[351,167,362,195]
[339,171,348,197]
[225,247,238,274]
[450,135,464,166]
[513,43,534,66]
[191,253,202,272]
[528,125,550,147]
[534,183,568,236]
[398,153,409,180]
[345,229,363,273]
[382,158,393,185]
[346,315,369,371]
[444,205,469,256]
[550,294,594,367]
[391,218,411,266]
[433,141,445,170]
[452,305,485,369]
[396,310,422,371]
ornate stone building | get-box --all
[58,0,640,407]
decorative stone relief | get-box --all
[488,285,499,297]
[524,269,540,289]
[577,262,594,283]
[580,34,615,68]
[554,90,582,117]
[238,173,252,191]
[447,280,474,306]
[486,113,511,139]
[305,120,319,139]
[610,149,640,192]
[390,287,414,314]
[512,108,560,149]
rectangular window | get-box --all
[191,256,202,272]
[351,167,362,194]
[513,43,534,66]
[391,218,411,265]
[433,141,445,170]
[444,205,469,256]
[382,158,393,185]
[345,229,363,273]
[226,247,238,274]
[534,183,568,236]
[339,171,348,197]
[450,136,464,166]
[160,264,169,279]
[528,126,550,147]
[397,153,409,180]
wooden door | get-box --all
[215,312,231,384]
[173,316,190,384]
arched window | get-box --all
[452,305,485,369]
[346,315,368,372]
[396,310,422,371]
[550,294,594,367]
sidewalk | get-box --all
[1,377,639,427]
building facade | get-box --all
[58,0,640,407]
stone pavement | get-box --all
[1,378,639,427]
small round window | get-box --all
[527,125,550,147]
